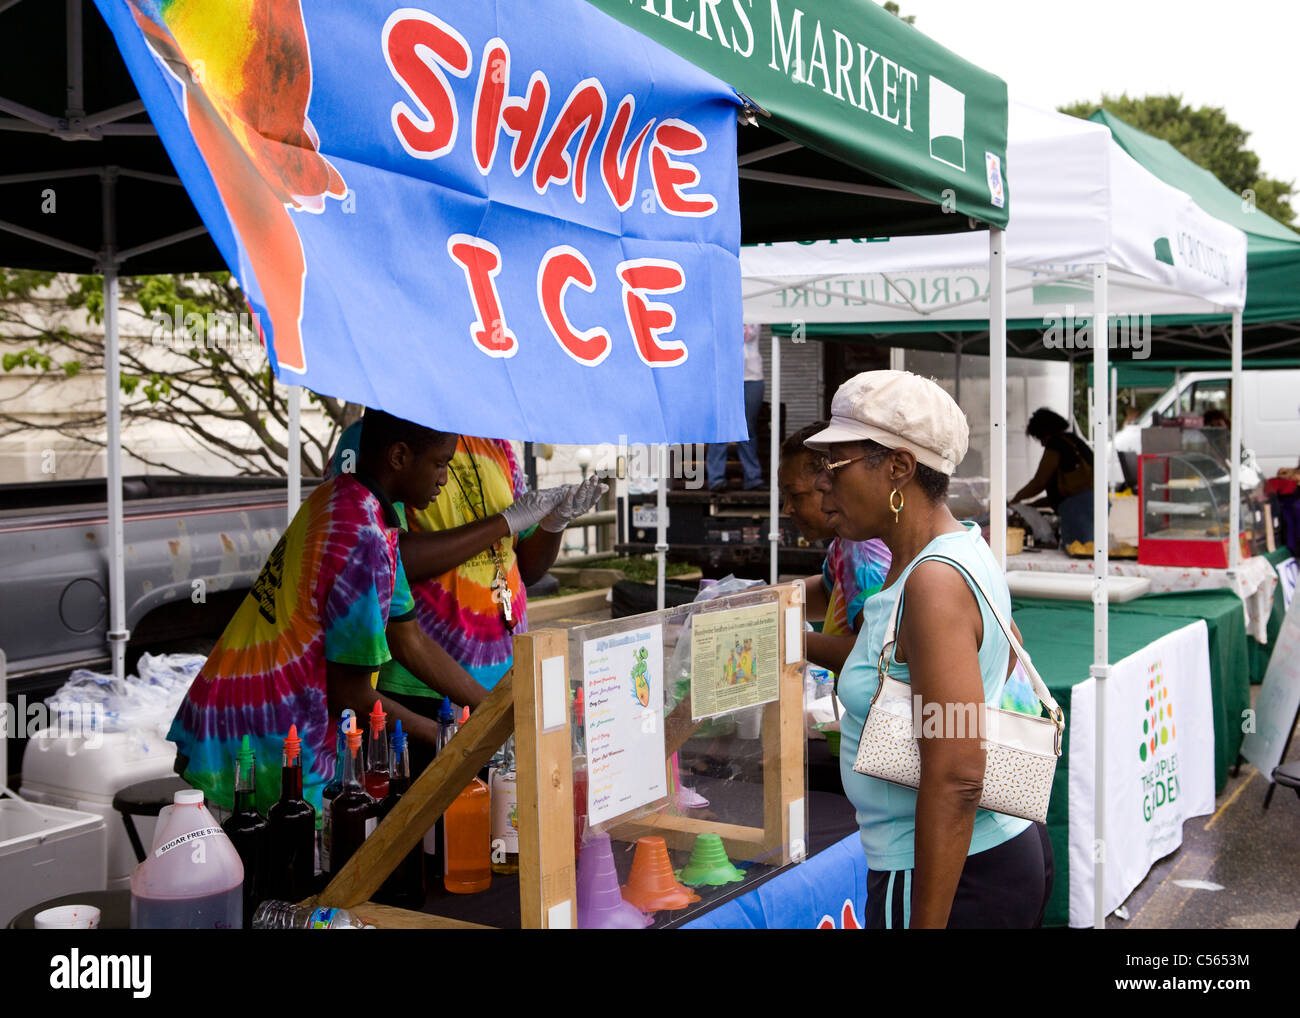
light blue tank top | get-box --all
[838,523,1032,872]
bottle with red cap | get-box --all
[266,724,316,902]
[319,708,356,878]
[365,699,391,800]
[328,716,376,880]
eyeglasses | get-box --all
[817,453,868,476]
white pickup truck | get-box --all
[1113,370,1300,480]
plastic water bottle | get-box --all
[251,900,374,929]
[130,789,243,929]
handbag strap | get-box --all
[875,552,1064,738]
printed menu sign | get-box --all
[583,625,666,826]
[689,603,780,720]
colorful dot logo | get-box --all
[1139,661,1174,762]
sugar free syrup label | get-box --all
[153,826,224,858]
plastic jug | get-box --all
[130,788,244,929]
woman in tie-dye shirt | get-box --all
[168,412,484,820]
[778,423,891,675]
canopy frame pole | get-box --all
[736,139,803,166]
[1229,310,1243,571]
[989,229,1007,568]
[656,445,668,611]
[1091,262,1110,930]
[1067,356,1076,433]
[770,330,781,583]
[99,167,128,682]
[66,0,84,121]
[736,169,938,205]
[287,384,302,526]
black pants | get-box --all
[865,822,1054,929]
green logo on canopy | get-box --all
[1153,237,1175,265]
[928,76,966,171]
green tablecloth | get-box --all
[1013,590,1250,927]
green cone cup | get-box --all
[676,833,745,887]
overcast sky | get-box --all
[898,0,1300,204]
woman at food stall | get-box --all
[807,371,1053,929]
[1011,408,1094,548]
[777,422,890,673]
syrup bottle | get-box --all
[365,699,391,800]
[444,763,491,894]
[222,734,269,927]
[424,697,459,881]
[376,720,426,908]
[328,717,375,880]
[266,725,316,902]
[490,736,519,876]
[319,708,355,878]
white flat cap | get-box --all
[804,370,969,475]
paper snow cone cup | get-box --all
[621,836,701,912]
[676,833,745,887]
[577,832,652,929]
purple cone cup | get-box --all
[577,831,652,929]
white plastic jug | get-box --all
[129,789,244,929]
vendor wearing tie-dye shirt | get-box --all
[168,411,485,820]
[328,426,607,775]
[779,422,891,675]
[328,428,574,694]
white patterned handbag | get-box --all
[851,553,1065,824]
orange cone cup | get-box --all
[620,836,701,912]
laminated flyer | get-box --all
[583,624,667,827]
[689,602,781,720]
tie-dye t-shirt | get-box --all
[167,473,414,821]
[822,538,892,637]
[328,425,530,693]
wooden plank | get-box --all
[607,814,768,860]
[514,630,576,929]
[664,696,704,758]
[350,902,493,930]
[314,675,515,909]
[762,583,806,864]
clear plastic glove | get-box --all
[500,486,568,535]
[541,474,609,533]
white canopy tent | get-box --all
[741,101,1249,928]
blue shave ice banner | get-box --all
[96,0,745,443]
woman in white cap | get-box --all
[806,370,1053,929]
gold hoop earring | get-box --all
[889,488,904,523]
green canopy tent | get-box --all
[1091,110,1300,346]
[588,0,1015,592]
[1,0,1013,669]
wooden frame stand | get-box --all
[308,582,806,928]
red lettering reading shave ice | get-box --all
[384,11,721,367]
[383,10,471,159]
[447,235,518,358]
[619,259,688,366]
[384,13,715,217]
[538,245,612,366]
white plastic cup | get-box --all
[736,706,763,740]
[34,904,100,929]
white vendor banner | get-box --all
[1242,583,1300,784]
[1068,621,1216,927]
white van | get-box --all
[1113,370,1300,480]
